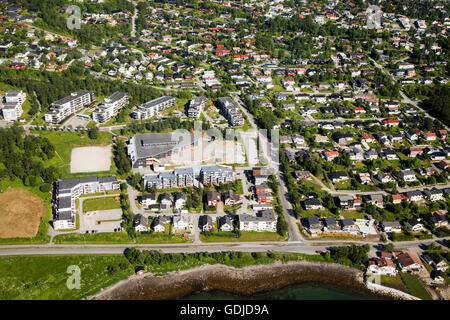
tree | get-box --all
[383,243,395,252]
[88,127,99,140]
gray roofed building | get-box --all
[323,217,341,232]
[131,96,175,120]
[199,215,214,231]
[134,214,149,232]
[219,215,233,231]
[127,133,199,168]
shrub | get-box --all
[40,183,52,193]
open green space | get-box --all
[32,130,114,177]
[399,272,432,300]
[200,231,285,242]
[82,197,121,212]
[0,255,133,300]
[135,233,190,244]
[53,232,132,244]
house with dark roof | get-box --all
[302,216,322,234]
[303,198,323,210]
[340,218,359,234]
[199,215,214,232]
[404,217,425,232]
[219,215,234,231]
[206,191,221,207]
[328,171,349,183]
[422,253,448,272]
[323,217,341,233]
[134,214,149,232]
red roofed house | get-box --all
[392,194,407,204]
[383,119,400,127]
[438,130,447,139]
[361,133,375,143]
[409,147,424,157]
[323,151,339,161]
[396,252,424,274]
[423,132,437,141]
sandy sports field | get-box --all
[70,145,112,173]
[0,188,46,238]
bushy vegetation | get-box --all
[328,245,370,270]
[0,125,59,187]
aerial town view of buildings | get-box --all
[0,0,448,302]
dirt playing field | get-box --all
[0,188,46,238]
[70,145,112,173]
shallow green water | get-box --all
[184,283,386,300]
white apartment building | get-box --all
[131,96,175,120]
[238,210,277,232]
[92,92,129,123]
[45,91,94,124]
[1,90,26,121]
[187,96,206,118]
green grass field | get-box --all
[82,197,121,212]
[32,130,114,177]
[52,232,133,244]
[399,272,432,300]
[0,255,133,300]
[200,231,285,242]
[135,233,190,244]
[340,210,366,220]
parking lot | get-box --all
[79,208,123,233]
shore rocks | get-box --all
[91,261,385,300]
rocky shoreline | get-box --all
[90,261,397,300]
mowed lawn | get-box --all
[33,130,113,176]
[53,232,132,244]
[399,272,432,300]
[0,255,133,300]
[200,231,285,242]
[82,196,121,212]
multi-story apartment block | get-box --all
[217,97,244,126]
[187,96,206,118]
[92,92,129,123]
[45,91,94,124]
[52,176,119,230]
[131,96,175,120]
[1,90,26,121]
[143,167,194,190]
[200,165,234,185]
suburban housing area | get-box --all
[0,0,448,302]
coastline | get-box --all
[89,261,400,300]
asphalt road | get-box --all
[0,237,447,257]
